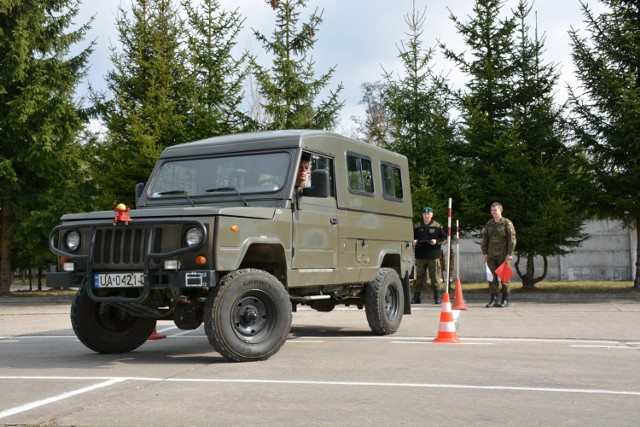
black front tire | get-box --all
[365,268,404,335]
[204,269,292,362]
[71,288,157,353]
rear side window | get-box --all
[347,153,374,195]
[381,162,404,200]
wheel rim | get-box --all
[384,285,399,319]
[232,291,274,341]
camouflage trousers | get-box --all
[414,258,443,292]
[487,256,510,295]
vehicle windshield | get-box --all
[148,152,291,198]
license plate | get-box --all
[94,272,145,288]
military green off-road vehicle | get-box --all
[47,130,415,362]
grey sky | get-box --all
[77,0,603,136]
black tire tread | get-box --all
[365,268,404,335]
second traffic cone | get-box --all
[433,292,461,343]
[451,277,468,311]
[148,326,166,340]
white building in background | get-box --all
[454,220,637,283]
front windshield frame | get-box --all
[146,151,292,202]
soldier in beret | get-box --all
[412,207,447,304]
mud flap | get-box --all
[402,271,412,315]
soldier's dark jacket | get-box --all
[481,217,516,259]
[414,220,447,260]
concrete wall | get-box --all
[451,220,637,283]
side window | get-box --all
[310,154,335,197]
[347,153,374,195]
[381,162,404,200]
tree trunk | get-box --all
[634,215,639,290]
[0,202,12,295]
[517,253,548,289]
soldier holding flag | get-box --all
[481,202,517,308]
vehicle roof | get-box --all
[159,130,402,160]
[161,130,326,158]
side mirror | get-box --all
[302,169,330,198]
[135,182,145,208]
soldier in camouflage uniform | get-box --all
[412,207,447,304]
[481,202,516,308]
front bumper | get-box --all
[45,270,217,290]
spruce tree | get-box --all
[92,0,188,209]
[568,0,640,289]
[182,0,252,138]
[251,0,343,130]
[0,0,92,294]
[442,0,593,288]
[381,3,460,218]
[440,0,517,229]
[507,0,590,287]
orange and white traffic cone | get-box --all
[148,326,166,340]
[433,292,461,343]
[451,276,468,311]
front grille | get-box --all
[94,227,162,267]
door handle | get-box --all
[330,217,338,225]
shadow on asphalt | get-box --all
[289,324,372,337]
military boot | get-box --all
[411,292,421,304]
[498,294,509,307]
[434,291,441,304]
[485,293,498,308]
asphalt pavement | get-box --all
[1,289,639,426]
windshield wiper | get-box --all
[157,190,196,207]
[205,186,249,206]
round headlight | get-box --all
[65,231,81,252]
[185,227,203,247]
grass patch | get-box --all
[460,280,638,294]
[5,288,77,298]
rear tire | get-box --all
[71,288,156,353]
[365,268,404,335]
[204,269,292,362]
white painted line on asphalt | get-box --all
[167,329,198,337]
[288,340,325,343]
[570,344,639,350]
[0,377,126,420]
[392,340,493,345]
[0,336,77,342]
[2,375,639,399]
[461,337,621,345]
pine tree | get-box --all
[251,0,343,130]
[0,0,92,294]
[182,0,252,138]
[92,0,188,209]
[382,2,460,218]
[568,0,640,289]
